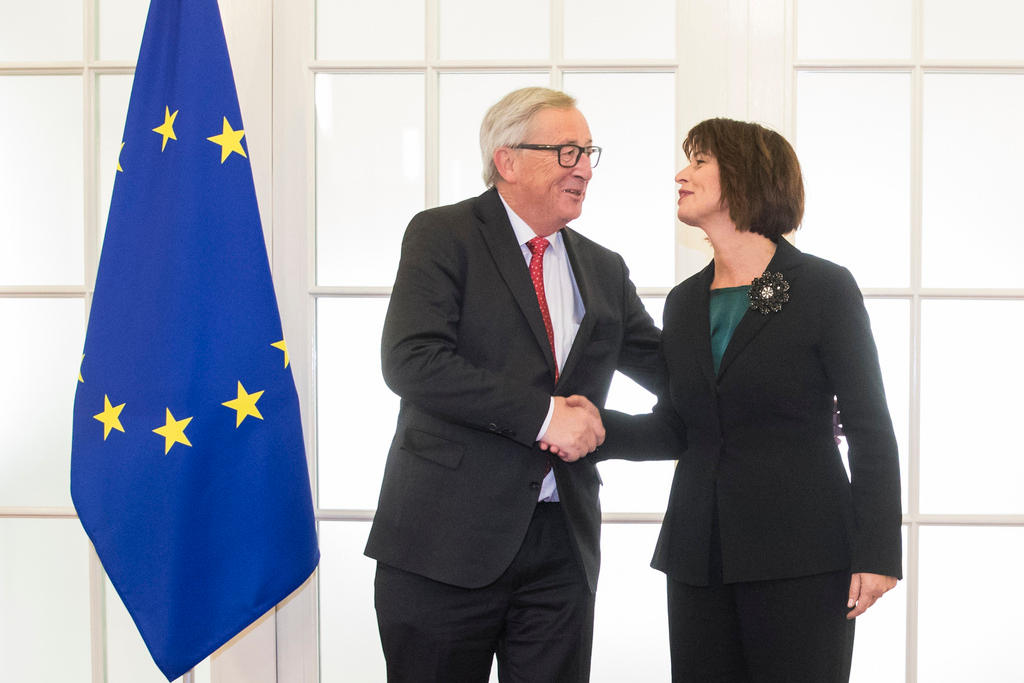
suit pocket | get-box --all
[400,428,465,470]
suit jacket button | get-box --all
[487,422,499,432]
[529,481,541,490]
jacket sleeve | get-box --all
[597,272,685,462]
[613,255,666,396]
[381,213,550,447]
[819,266,903,579]
[596,404,686,462]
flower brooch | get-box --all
[748,271,790,315]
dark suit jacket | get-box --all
[602,238,902,586]
[364,187,663,591]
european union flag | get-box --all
[70,0,319,679]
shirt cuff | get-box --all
[535,397,555,442]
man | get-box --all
[365,87,663,682]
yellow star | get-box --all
[206,116,247,163]
[222,381,264,427]
[93,394,125,440]
[116,142,124,172]
[271,339,290,368]
[152,107,179,152]
[78,354,84,383]
[153,408,193,454]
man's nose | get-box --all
[574,152,594,180]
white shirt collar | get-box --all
[497,191,566,256]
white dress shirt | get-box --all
[499,194,586,502]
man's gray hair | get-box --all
[479,87,577,187]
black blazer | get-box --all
[603,238,902,586]
[364,187,663,591]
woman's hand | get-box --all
[846,572,898,619]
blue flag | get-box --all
[70,1,319,679]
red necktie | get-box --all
[527,236,558,382]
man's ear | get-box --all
[493,147,517,184]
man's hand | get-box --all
[564,394,601,416]
[539,395,605,462]
[846,572,897,619]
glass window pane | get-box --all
[919,526,1024,681]
[849,527,907,683]
[562,72,676,288]
[603,297,664,415]
[316,73,425,287]
[600,298,675,515]
[596,443,676,517]
[105,576,208,683]
[438,72,550,207]
[796,72,911,288]
[922,74,1024,288]
[97,0,148,61]
[920,300,1024,514]
[563,0,675,60]
[97,74,134,249]
[0,76,84,286]
[796,0,911,60]
[317,298,399,509]
[0,0,82,61]
[0,299,83,507]
[0,519,91,683]
[317,0,425,61]
[923,0,1024,60]
[439,0,549,61]
[319,521,385,682]
[592,524,670,682]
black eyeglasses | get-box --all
[511,143,602,168]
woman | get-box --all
[600,118,902,682]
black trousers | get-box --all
[667,570,855,683]
[374,503,595,683]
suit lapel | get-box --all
[474,189,559,379]
[716,238,803,380]
[556,228,594,386]
[685,264,719,393]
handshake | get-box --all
[539,395,604,462]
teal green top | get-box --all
[709,286,750,374]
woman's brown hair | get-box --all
[682,118,804,240]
